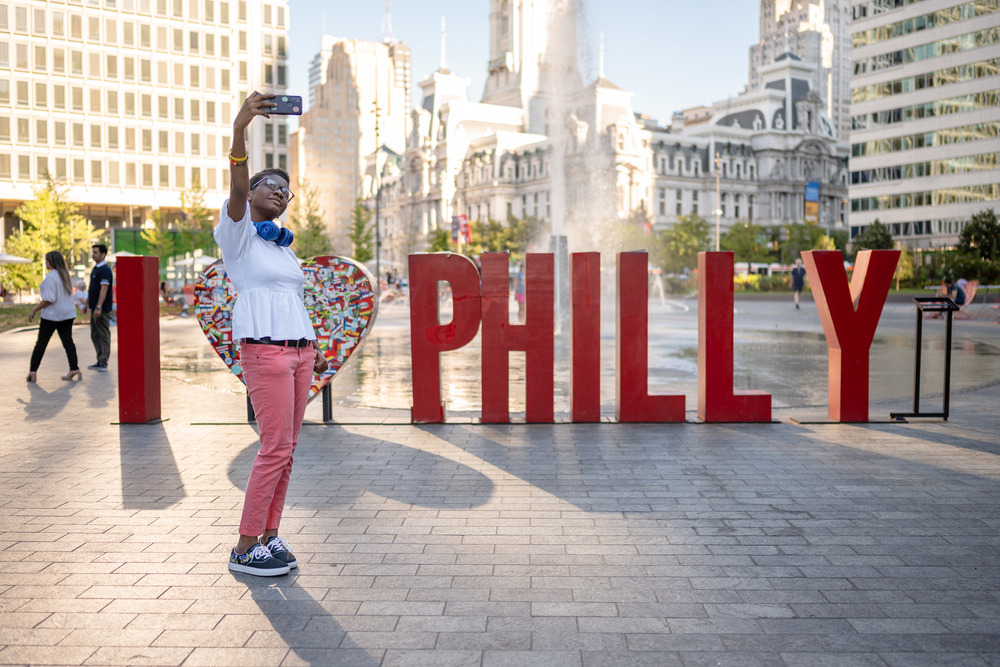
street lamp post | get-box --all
[714,151,722,251]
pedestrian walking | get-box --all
[791,258,807,310]
[87,244,114,371]
[217,91,329,577]
[26,251,81,382]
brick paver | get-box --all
[2,314,999,666]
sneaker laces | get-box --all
[267,536,292,553]
[247,543,272,560]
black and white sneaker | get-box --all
[228,543,290,577]
[263,535,298,569]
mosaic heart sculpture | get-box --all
[193,256,379,400]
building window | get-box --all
[36,119,47,145]
[143,163,153,187]
[34,82,46,108]
[72,123,84,147]
[108,126,118,149]
[158,130,168,152]
[17,118,29,142]
[190,133,199,154]
[692,191,699,215]
[721,193,728,217]
[91,160,102,184]
[33,45,45,71]
[73,158,84,184]
[159,164,169,186]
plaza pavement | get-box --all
[2,307,1000,666]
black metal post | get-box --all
[890,296,958,422]
[943,308,953,421]
[912,305,922,415]
[246,394,256,423]
[322,384,333,423]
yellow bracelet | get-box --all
[228,151,248,165]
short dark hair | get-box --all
[250,168,290,190]
[92,243,108,255]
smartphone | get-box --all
[268,95,302,115]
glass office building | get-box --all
[849,0,1000,248]
[0,0,289,243]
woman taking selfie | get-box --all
[215,92,328,576]
[26,250,80,382]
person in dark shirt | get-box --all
[942,278,966,306]
[87,244,114,371]
[791,258,807,310]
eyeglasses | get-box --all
[253,177,295,202]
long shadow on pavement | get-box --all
[119,422,186,510]
[234,571,380,666]
[226,425,494,510]
[17,381,77,421]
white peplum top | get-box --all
[39,270,78,321]
[213,199,315,342]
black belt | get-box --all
[241,337,312,348]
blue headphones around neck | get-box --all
[253,220,294,247]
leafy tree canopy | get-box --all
[851,219,895,258]
[657,214,711,272]
[721,221,776,265]
[3,177,99,291]
[348,199,374,263]
[958,208,999,261]
[289,182,333,257]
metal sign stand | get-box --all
[890,296,959,422]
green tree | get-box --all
[3,177,98,290]
[428,228,451,252]
[779,223,829,264]
[288,182,332,257]
[850,219,894,258]
[177,178,215,257]
[958,208,999,261]
[721,221,776,265]
[657,214,711,272]
[348,199,374,263]
[895,246,914,289]
[140,208,176,276]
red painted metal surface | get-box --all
[481,253,554,423]
[408,253,481,423]
[616,251,685,422]
[116,256,161,423]
[697,252,771,422]
[802,249,900,422]
[571,253,601,422]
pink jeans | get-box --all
[239,344,313,536]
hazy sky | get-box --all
[286,0,761,123]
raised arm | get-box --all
[227,92,274,223]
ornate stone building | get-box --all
[367,0,849,272]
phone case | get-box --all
[269,95,302,115]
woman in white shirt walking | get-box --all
[27,251,80,382]
[217,92,328,577]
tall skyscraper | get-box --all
[0,0,289,244]
[291,37,410,253]
[849,0,1000,249]
[749,0,852,139]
